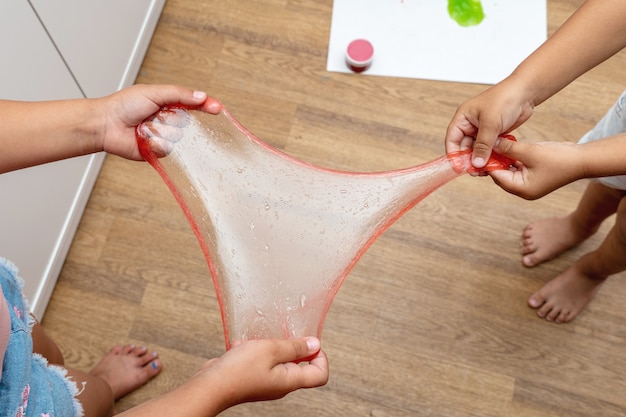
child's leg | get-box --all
[31,320,64,365]
[523,90,626,266]
[67,345,162,417]
[31,322,162,417]
[528,193,626,323]
[520,181,624,267]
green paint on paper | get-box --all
[448,0,485,27]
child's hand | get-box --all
[201,337,329,413]
[445,78,535,168]
[488,137,582,200]
[98,84,222,161]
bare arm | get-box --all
[488,133,626,200]
[118,337,329,417]
[517,0,626,106]
[0,84,221,174]
[445,0,626,167]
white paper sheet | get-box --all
[327,0,547,85]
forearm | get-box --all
[506,0,626,107]
[0,98,103,174]
[578,133,626,179]
[117,371,228,417]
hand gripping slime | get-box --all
[136,101,514,350]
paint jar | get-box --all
[345,39,374,73]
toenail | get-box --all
[151,361,159,370]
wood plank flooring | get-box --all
[40,0,626,415]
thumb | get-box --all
[472,125,502,168]
[288,337,321,362]
[492,136,530,163]
[283,338,328,388]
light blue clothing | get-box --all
[577,90,626,190]
[0,258,83,417]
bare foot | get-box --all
[527,264,606,323]
[89,345,162,400]
[520,214,596,267]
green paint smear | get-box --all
[448,0,485,27]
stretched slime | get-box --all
[136,103,513,349]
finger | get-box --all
[261,337,321,366]
[459,135,475,151]
[137,121,180,158]
[146,136,174,158]
[143,123,184,143]
[288,337,321,362]
[297,349,329,388]
[150,85,208,108]
[444,128,464,153]
[153,107,192,128]
[492,137,532,164]
[230,339,245,348]
[136,123,173,158]
[488,160,540,200]
[445,119,475,154]
[488,167,516,190]
[176,89,207,107]
[201,97,223,114]
[472,124,503,168]
[159,87,222,114]
[137,107,193,157]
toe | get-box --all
[536,301,553,319]
[136,357,162,385]
[522,254,539,267]
[528,293,544,308]
[545,307,560,322]
[149,359,162,375]
[561,309,575,324]
[555,310,569,324]
[535,307,548,319]
[520,237,535,255]
[139,350,159,367]
[122,345,136,354]
[521,225,536,242]
[130,345,148,357]
[110,345,124,355]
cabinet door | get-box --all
[30,0,166,97]
[0,0,98,319]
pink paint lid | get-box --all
[346,39,374,66]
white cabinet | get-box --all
[30,0,164,97]
[0,0,165,319]
[0,1,81,100]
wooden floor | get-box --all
[41,0,626,416]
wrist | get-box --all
[579,134,626,179]
[82,97,107,154]
[502,71,541,109]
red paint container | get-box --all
[345,39,374,73]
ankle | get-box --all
[567,213,601,240]
[575,254,611,282]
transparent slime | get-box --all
[136,104,513,349]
